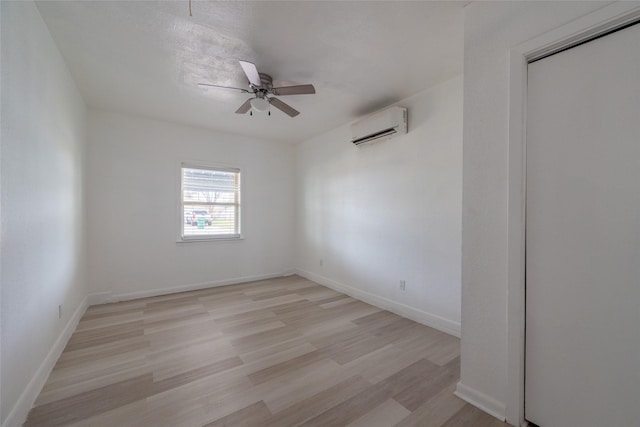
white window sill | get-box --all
[176,236,244,245]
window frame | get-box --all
[178,162,243,242]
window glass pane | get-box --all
[210,205,237,235]
[182,168,238,204]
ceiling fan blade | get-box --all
[198,83,248,93]
[239,60,262,87]
[269,97,300,117]
[235,99,252,114]
[272,84,316,96]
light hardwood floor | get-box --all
[25,276,506,427]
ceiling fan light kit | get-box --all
[249,97,270,112]
[199,60,315,117]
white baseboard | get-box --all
[87,272,292,305]
[295,269,461,337]
[2,296,88,427]
[454,381,507,422]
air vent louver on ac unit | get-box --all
[350,106,408,146]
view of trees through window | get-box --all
[181,166,241,238]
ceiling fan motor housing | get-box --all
[255,73,273,92]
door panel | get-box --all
[525,23,640,427]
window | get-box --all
[181,164,241,240]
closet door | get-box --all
[525,23,640,426]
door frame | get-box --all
[506,3,640,426]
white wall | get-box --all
[459,1,610,422]
[0,1,88,425]
[295,76,462,336]
[86,111,295,301]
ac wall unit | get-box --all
[350,106,408,146]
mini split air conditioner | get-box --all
[350,106,408,146]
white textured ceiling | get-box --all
[36,1,464,144]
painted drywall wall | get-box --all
[86,111,295,300]
[295,76,462,335]
[460,1,610,421]
[1,1,88,425]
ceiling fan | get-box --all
[198,60,316,117]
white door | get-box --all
[525,23,640,427]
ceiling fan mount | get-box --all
[198,60,316,117]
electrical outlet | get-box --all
[320,259,323,267]
[58,304,63,319]
[399,280,406,291]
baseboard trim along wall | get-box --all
[454,381,507,422]
[295,269,461,338]
[87,271,296,305]
[3,296,89,427]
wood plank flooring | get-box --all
[25,276,507,427]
